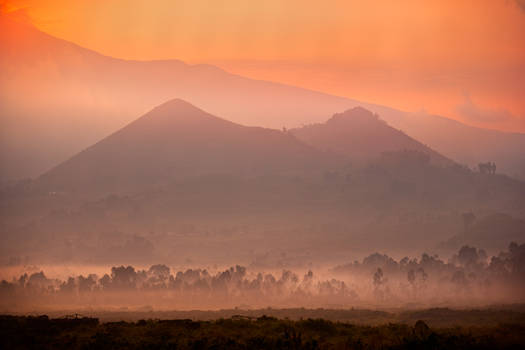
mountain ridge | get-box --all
[37,98,337,197]
[1,13,524,181]
[290,107,452,167]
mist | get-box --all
[1,243,524,314]
[1,5,525,349]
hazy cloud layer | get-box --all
[457,95,516,124]
[515,0,525,13]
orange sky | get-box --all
[3,0,525,132]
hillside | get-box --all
[37,99,334,197]
[1,102,523,265]
[439,213,525,254]
[291,107,451,167]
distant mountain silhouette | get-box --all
[2,100,524,264]
[290,107,451,166]
[1,13,524,180]
[38,99,334,196]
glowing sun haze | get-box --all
[3,0,525,132]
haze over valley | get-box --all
[1,5,525,346]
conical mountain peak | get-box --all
[37,99,332,197]
[137,98,234,126]
[328,107,381,125]
[291,107,451,165]
[148,98,207,116]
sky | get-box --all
[2,0,525,132]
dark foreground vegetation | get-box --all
[1,314,524,350]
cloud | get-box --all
[0,2,32,24]
[0,1,18,14]
[515,0,525,12]
[457,95,515,124]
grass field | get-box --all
[2,307,525,349]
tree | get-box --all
[457,245,479,268]
[373,268,384,287]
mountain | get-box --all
[37,99,334,197]
[377,109,525,180]
[290,107,451,167]
[1,13,524,181]
[2,100,524,264]
[0,14,349,180]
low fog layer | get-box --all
[1,243,523,312]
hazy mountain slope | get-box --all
[37,99,335,197]
[379,109,525,180]
[0,15,351,180]
[1,14,524,181]
[290,107,452,167]
[439,213,525,254]
[2,100,524,264]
